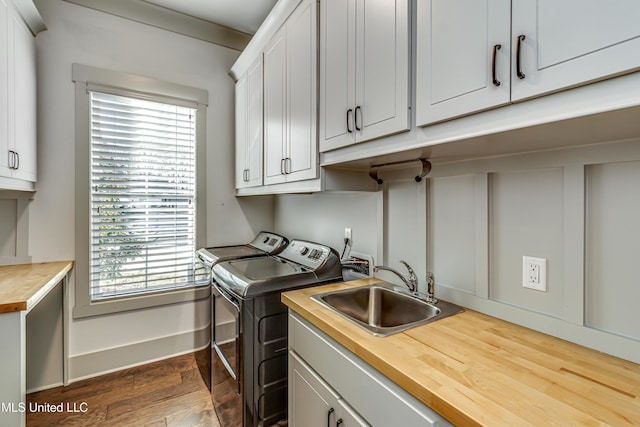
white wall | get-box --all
[29,0,273,384]
[274,191,381,264]
[274,180,430,290]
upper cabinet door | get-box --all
[7,3,36,183]
[511,0,640,101]
[235,56,263,190]
[263,0,318,186]
[235,74,248,189]
[319,0,410,152]
[263,26,288,186]
[319,0,356,152]
[0,0,9,178]
[416,0,511,126]
[285,0,317,182]
[355,0,410,143]
[246,57,264,187]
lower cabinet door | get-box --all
[289,350,341,427]
[289,350,370,427]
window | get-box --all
[89,91,196,300]
[73,64,209,317]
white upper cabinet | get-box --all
[0,0,9,180]
[319,0,410,152]
[416,0,511,125]
[264,0,317,185]
[511,0,640,101]
[417,0,640,127]
[0,0,40,190]
[235,55,263,189]
[264,26,287,185]
[285,0,317,182]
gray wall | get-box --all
[274,139,640,364]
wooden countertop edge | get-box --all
[0,261,74,314]
[25,261,74,312]
[0,301,27,313]
[282,279,640,427]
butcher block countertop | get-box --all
[282,278,640,427]
[0,261,73,314]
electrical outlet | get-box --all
[522,256,547,291]
[344,227,352,240]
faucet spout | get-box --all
[373,260,418,293]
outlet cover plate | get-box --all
[522,256,547,292]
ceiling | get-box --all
[143,0,278,34]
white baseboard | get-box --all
[67,325,210,384]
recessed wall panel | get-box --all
[428,175,476,293]
[586,161,640,341]
[490,168,564,317]
[385,180,424,282]
[0,199,17,257]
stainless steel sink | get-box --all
[311,282,464,336]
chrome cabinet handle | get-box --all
[8,150,19,170]
[327,408,334,427]
[336,419,343,426]
[492,44,502,86]
[516,35,526,79]
[354,105,362,131]
[281,158,291,175]
[346,109,353,133]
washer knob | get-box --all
[298,246,309,256]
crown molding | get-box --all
[60,0,251,51]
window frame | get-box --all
[72,64,209,318]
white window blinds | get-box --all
[89,91,197,300]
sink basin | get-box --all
[311,283,464,336]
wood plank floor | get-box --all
[27,352,224,427]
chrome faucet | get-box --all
[374,260,418,293]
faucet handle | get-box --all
[399,260,416,278]
[426,272,437,304]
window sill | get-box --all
[72,284,210,319]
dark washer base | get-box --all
[243,292,289,427]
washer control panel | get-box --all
[249,232,289,254]
[280,240,335,270]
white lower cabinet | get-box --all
[288,312,454,427]
[289,351,369,427]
